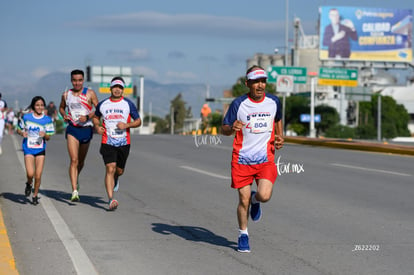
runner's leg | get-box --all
[33,155,45,198]
[67,135,80,191]
[77,142,90,175]
[237,184,252,230]
[24,155,35,185]
[105,162,117,200]
[255,178,273,203]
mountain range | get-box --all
[1,72,230,118]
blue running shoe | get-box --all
[113,176,119,192]
[250,191,262,222]
[237,234,250,253]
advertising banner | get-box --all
[319,6,412,62]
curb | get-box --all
[284,137,414,156]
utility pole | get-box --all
[377,93,382,141]
[170,106,174,135]
[139,75,144,126]
[309,72,318,138]
[285,0,289,66]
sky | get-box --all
[1,0,413,92]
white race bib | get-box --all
[28,136,43,149]
[249,116,273,134]
[71,110,86,121]
[108,124,126,139]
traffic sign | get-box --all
[300,114,321,123]
[346,87,372,102]
[276,75,294,92]
[99,83,133,95]
[318,67,358,87]
[267,66,307,84]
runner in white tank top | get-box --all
[59,69,99,202]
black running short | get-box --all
[99,144,130,169]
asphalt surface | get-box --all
[0,133,413,275]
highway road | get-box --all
[0,133,413,275]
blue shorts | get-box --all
[65,124,93,144]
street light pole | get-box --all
[377,93,381,141]
[139,75,145,126]
[283,0,288,136]
[310,77,316,138]
[285,0,289,66]
[309,71,317,138]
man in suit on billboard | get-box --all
[323,8,358,59]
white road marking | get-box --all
[331,163,411,177]
[180,165,231,180]
[12,135,98,275]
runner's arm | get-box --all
[117,118,141,130]
[58,93,69,121]
[222,120,244,136]
[274,119,284,150]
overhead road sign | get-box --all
[91,66,132,85]
[99,83,133,95]
[318,67,358,87]
[267,66,307,84]
[346,87,372,101]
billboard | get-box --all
[319,6,412,62]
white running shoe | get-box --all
[71,190,79,202]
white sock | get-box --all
[239,228,248,236]
[251,193,259,204]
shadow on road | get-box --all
[42,189,108,210]
[0,192,31,204]
[152,223,237,250]
[1,190,108,210]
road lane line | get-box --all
[180,165,231,180]
[11,135,98,275]
[0,210,18,275]
[331,163,411,177]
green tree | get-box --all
[288,123,307,136]
[357,94,410,139]
[377,95,410,138]
[144,115,162,124]
[325,125,356,138]
[208,112,223,130]
[154,118,169,134]
[285,94,309,135]
[169,93,188,132]
[315,105,340,136]
[154,93,193,134]
[231,77,249,97]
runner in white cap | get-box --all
[93,76,141,211]
[222,65,284,252]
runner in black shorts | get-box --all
[93,76,141,211]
